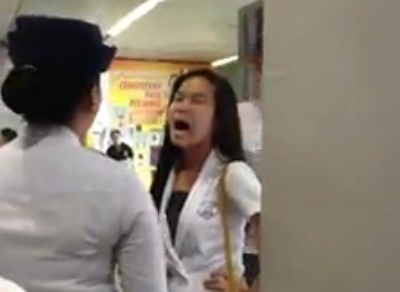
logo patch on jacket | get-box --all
[197,201,218,220]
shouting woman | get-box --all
[151,69,261,292]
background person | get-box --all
[0,128,18,146]
[151,69,261,292]
[106,129,134,161]
[243,222,260,286]
[0,15,167,292]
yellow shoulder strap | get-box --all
[217,166,239,292]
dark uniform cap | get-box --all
[7,15,116,74]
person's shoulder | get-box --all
[79,148,149,204]
[87,148,107,156]
[226,161,258,182]
[74,148,126,181]
[224,161,262,217]
[80,147,126,175]
[225,161,261,194]
[0,277,26,292]
[0,140,20,165]
[106,144,115,152]
[122,142,133,149]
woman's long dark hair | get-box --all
[150,69,246,210]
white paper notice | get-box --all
[238,101,263,153]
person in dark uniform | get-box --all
[106,129,133,161]
[0,128,18,146]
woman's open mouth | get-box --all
[174,120,191,131]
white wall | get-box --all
[0,47,20,130]
[262,0,400,291]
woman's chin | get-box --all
[171,138,189,149]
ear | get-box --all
[82,85,100,112]
[91,85,101,109]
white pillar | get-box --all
[262,0,400,291]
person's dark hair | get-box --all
[151,68,246,210]
[0,15,115,125]
[1,128,18,142]
[2,66,99,125]
[110,129,121,136]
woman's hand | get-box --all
[203,270,228,292]
[203,269,247,292]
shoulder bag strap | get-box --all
[217,166,239,292]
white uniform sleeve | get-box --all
[225,162,262,219]
[0,277,27,292]
[116,180,167,292]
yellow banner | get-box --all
[109,60,204,130]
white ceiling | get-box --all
[0,0,256,62]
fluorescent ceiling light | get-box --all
[211,55,239,68]
[106,0,166,38]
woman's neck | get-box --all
[180,144,212,172]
